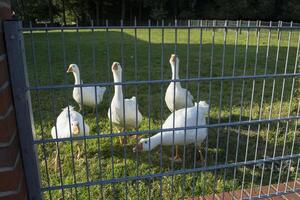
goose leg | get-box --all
[53,143,60,172]
[76,142,81,160]
[118,128,125,145]
[174,145,182,161]
[134,128,139,141]
[79,103,83,112]
[197,144,204,164]
[170,145,182,162]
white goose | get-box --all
[51,106,90,169]
[165,54,194,112]
[67,64,106,111]
[134,101,208,162]
[108,62,143,144]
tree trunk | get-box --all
[138,0,142,23]
[96,1,99,25]
[121,0,125,20]
[62,0,66,25]
[48,0,54,24]
[174,0,177,18]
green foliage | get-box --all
[12,0,300,25]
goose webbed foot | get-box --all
[169,145,182,163]
[173,155,182,162]
[169,155,182,163]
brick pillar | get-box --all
[0,1,28,199]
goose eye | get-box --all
[145,141,147,144]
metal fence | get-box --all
[4,19,300,199]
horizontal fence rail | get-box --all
[33,115,300,144]
[13,19,300,199]
[27,73,300,90]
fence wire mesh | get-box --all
[18,20,300,199]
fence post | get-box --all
[4,20,42,200]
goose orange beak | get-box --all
[133,142,143,152]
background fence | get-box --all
[5,19,300,199]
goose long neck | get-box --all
[171,62,179,80]
[148,133,163,150]
[113,72,123,99]
[73,71,81,85]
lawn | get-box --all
[23,27,300,199]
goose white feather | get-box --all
[51,106,89,170]
[51,106,90,139]
[165,54,194,112]
[67,64,106,109]
[108,62,143,130]
[134,101,208,152]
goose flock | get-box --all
[51,54,209,168]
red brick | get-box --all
[215,192,234,199]
[284,193,300,200]
[0,157,22,191]
[0,3,12,20]
[0,59,9,86]
[0,177,27,200]
[0,134,18,167]
[0,32,5,55]
[0,111,16,143]
[231,189,245,199]
[0,84,12,116]
[203,195,214,200]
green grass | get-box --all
[24,28,300,199]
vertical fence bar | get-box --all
[294,158,300,189]
[147,19,152,200]
[285,33,300,191]
[29,21,52,200]
[181,19,191,199]
[159,19,165,200]
[248,21,261,198]
[268,21,291,195]
[133,18,141,200]
[201,19,216,200]
[292,105,300,190]
[212,20,228,200]
[274,21,293,192]
[106,19,116,198]
[192,19,203,199]
[45,23,66,199]
[91,19,104,199]
[119,19,129,200]
[265,20,283,195]
[286,100,300,190]
[171,18,178,200]
[233,20,250,199]
[258,21,272,197]
[60,23,79,200]
[222,20,239,200]
[4,20,42,200]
